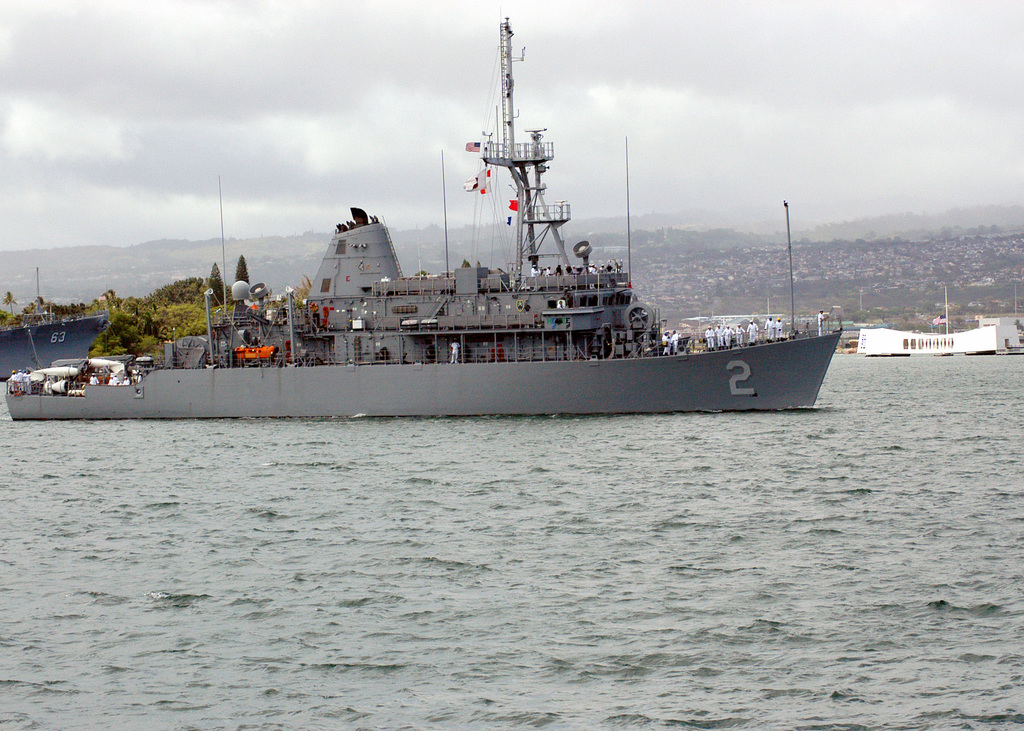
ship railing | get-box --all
[483,140,554,163]
[525,202,570,224]
[689,328,838,353]
[6,380,30,395]
[332,337,615,366]
[519,272,626,293]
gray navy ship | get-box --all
[1,308,109,379]
[5,19,841,421]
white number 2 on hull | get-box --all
[726,360,756,396]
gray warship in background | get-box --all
[6,19,841,421]
[1,308,108,379]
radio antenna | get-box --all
[219,175,228,309]
[441,150,450,275]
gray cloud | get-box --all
[2,0,1024,253]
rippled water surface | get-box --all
[2,355,1023,729]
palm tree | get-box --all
[2,291,14,315]
[294,275,312,303]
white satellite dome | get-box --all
[231,280,251,301]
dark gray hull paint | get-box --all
[6,331,841,419]
[0,314,108,378]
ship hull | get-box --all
[6,332,841,419]
[0,314,109,378]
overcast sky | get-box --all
[2,0,1024,252]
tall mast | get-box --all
[499,18,515,156]
[484,18,571,285]
[784,201,795,336]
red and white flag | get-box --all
[463,168,491,194]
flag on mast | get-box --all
[463,168,490,194]
[465,142,481,152]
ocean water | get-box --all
[1,355,1022,730]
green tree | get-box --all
[148,277,206,306]
[99,289,120,309]
[49,302,89,317]
[2,291,14,315]
[90,310,143,357]
[137,305,161,339]
[235,254,249,284]
[208,262,225,305]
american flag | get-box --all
[465,141,481,152]
[932,314,947,326]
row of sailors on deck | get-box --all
[530,262,623,277]
[703,318,787,351]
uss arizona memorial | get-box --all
[857,317,1021,356]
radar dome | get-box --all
[231,281,251,301]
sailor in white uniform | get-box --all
[450,341,460,363]
[747,320,758,345]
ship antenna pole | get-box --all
[441,150,450,275]
[784,200,795,337]
[625,137,632,286]
[219,175,228,311]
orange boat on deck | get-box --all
[234,345,278,360]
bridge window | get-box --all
[321,278,331,293]
[336,241,346,255]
